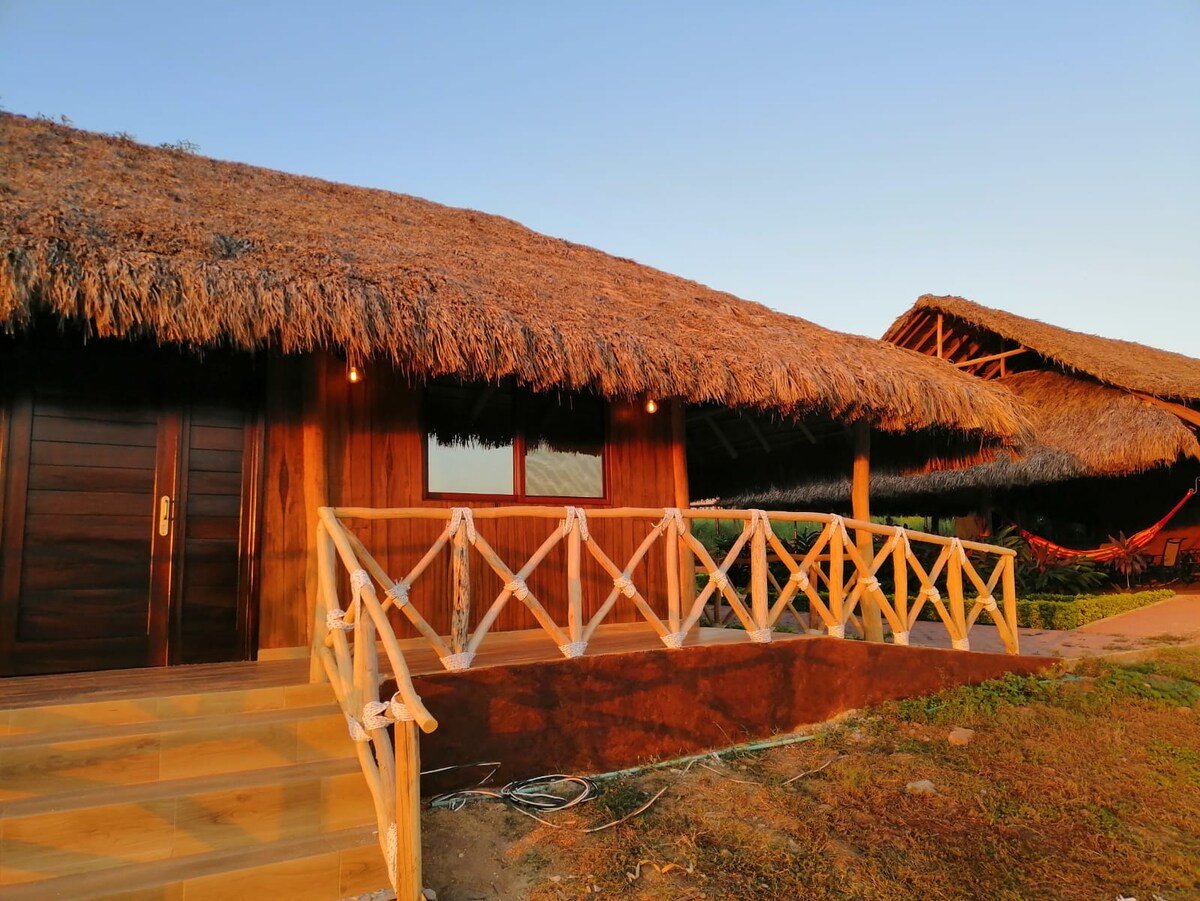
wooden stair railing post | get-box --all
[1002,554,1019,655]
[567,514,584,646]
[750,513,769,634]
[851,422,884,642]
[310,519,332,683]
[450,524,471,656]
[394,718,423,900]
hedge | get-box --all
[988,589,1175,631]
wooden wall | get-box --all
[256,356,685,650]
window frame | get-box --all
[420,381,612,505]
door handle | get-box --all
[158,495,175,537]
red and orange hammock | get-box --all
[1017,489,1195,563]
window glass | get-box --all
[424,380,606,499]
[523,391,604,497]
[425,382,515,495]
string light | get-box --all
[644,398,658,414]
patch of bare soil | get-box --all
[420,649,1200,900]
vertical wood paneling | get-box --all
[254,359,682,650]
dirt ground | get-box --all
[420,648,1200,901]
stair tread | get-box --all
[0,824,385,901]
[0,698,343,750]
[1,755,363,819]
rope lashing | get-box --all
[952,637,971,651]
[505,578,530,601]
[857,575,881,594]
[562,506,590,541]
[827,623,846,639]
[978,595,999,613]
[709,569,731,594]
[388,692,415,722]
[440,650,475,672]
[790,568,811,592]
[385,581,410,607]
[892,630,910,646]
[327,567,371,632]
[748,509,772,532]
[747,628,773,644]
[385,822,398,892]
[559,641,587,658]
[918,585,941,603]
[660,507,687,535]
[949,537,969,564]
[361,701,392,732]
[346,715,372,743]
[613,575,638,598]
[661,630,687,649]
[448,507,478,544]
[894,526,913,557]
[827,514,851,542]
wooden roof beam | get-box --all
[953,347,1028,370]
[1132,393,1200,429]
[701,412,740,459]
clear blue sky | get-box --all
[2,1,1197,355]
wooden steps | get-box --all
[0,667,390,900]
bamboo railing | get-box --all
[311,505,1020,896]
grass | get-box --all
[446,648,1200,900]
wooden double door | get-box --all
[0,341,262,675]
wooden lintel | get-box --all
[953,347,1028,369]
[1133,392,1200,429]
[701,413,739,459]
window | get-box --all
[424,379,606,500]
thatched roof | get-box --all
[884,294,1200,402]
[737,370,1200,510]
[0,114,1029,441]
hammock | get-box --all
[1017,489,1195,563]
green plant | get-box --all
[1107,532,1150,590]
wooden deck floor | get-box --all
[0,624,813,708]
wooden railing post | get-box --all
[567,515,584,645]
[892,532,908,644]
[947,545,967,649]
[1002,554,1019,655]
[394,719,423,900]
[750,514,769,633]
[828,522,845,636]
[450,525,471,656]
[665,518,682,634]
[310,520,332,683]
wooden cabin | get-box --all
[0,118,1042,899]
[0,118,1030,678]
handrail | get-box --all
[312,504,1021,896]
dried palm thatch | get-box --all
[737,370,1200,509]
[0,114,1029,443]
[885,294,1200,401]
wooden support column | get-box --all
[304,355,331,682]
[1001,555,1019,655]
[852,421,884,642]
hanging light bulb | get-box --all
[348,363,362,384]
[644,398,658,414]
